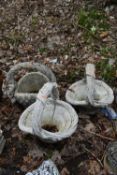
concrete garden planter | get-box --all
[26,160,60,175]
[18,83,78,143]
[104,141,117,174]
[3,62,56,107]
[66,64,114,107]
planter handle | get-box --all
[32,82,59,137]
[85,63,114,107]
[2,62,56,103]
[85,63,96,106]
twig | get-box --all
[111,120,117,137]
[77,24,101,42]
[101,149,106,162]
[79,126,115,141]
[83,146,104,168]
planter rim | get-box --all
[18,98,78,142]
[3,62,56,105]
[15,71,50,94]
[104,141,117,174]
[65,79,114,106]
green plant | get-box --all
[38,47,48,54]
[99,46,117,58]
[45,150,53,159]
[31,16,39,28]
[74,8,109,41]
[67,72,78,83]
[67,69,84,83]
[6,30,25,45]
[100,46,111,57]
[96,59,117,85]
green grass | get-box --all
[99,46,117,58]
[38,47,47,54]
[6,30,25,45]
[74,8,110,42]
[96,58,117,85]
[31,16,39,28]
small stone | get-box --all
[49,58,58,64]
[108,59,115,66]
[64,55,68,60]
[21,165,28,172]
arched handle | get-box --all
[32,82,59,137]
[85,63,95,78]
[37,82,58,103]
[85,63,96,106]
[2,62,56,102]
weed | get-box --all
[96,58,117,85]
[38,47,47,54]
[6,30,25,46]
[45,150,53,159]
[74,8,110,42]
[67,72,78,83]
[67,69,84,83]
[31,16,39,28]
[99,46,117,58]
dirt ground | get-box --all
[0,0,117,175]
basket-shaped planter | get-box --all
[104,141,117,174]
[66,79,114,106]
[18,82,78,143]
[26,159,60,175]
[18,99,78,143]
[3,62,56,107]
[66,64,114,107]
[14,72,50,106]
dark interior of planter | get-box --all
[42,124,58,132]
[17,73,48,93]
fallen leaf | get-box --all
[88,160,101,175]
[61,167,70,175]
[100,31,109,38]
[84,120,96,132]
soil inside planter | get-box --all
[42,124,58,132]
[28,90,38,93]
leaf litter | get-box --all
[0,0,117,175]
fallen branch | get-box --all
[76,24,101,42]
[83,146,103,168]
[79,126,115,141]
[111,120,117,137]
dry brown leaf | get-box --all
[100,31,109,39]
[61,167,70,175]
[88,160,101,175]
[84,120,96,132]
